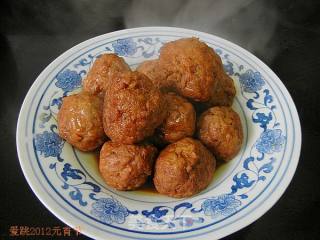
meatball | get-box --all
[195,74,236,113]
[159,38,224,102]
[83,53,130,96]
[206,73,236,107]
[99,141,157,190]
[57,93,105,151]
[158,92,196,143]
[136,59,169,89]
[103,71,167,144]
[198,106,243,161]
[154,138,216,198]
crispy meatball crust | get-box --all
[57,93,105,151]
[154,138,216,198]
[136,60,169,89]
[159,38,223,102]
[198,106,243,161]
[83,54,130,96]
[99,142,158,190]
[103,71,167,144]
[159,92,196,143]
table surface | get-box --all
[1,0,319,239]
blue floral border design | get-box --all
[33,37,286,231]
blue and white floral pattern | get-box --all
[91,198,129,224]
[49,161,101,206]
[112,38,137,56]
[256,129,286,154]
[202,195,241,218]
[51,97,63,109]
[223,61,234,76]
[239,70,265,93]
[55,69,83,92]
[32,36,287,233]
[35,126,64,160]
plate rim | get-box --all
[16,26,301,240]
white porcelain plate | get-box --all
[16,27,301,240]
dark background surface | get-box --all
[1,0,320,239]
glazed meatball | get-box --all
[83,53,130,96]
[136,59,169,89]
[103,71,167,144]
[198,106,243,161]
[195,74,236,113]
[58,93,105,151]
[159,38,224,102]
[99,141,157,190]
[158,92,196,143]
[208,73,236,107]
[154,138,216,198]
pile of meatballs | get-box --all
[57,38,243,198]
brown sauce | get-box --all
[136,178,158,194]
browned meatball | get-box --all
[158,92,196,143]
[136,60,169,89]
[57,93,105,151]
[103,71,167,144]
[83,54,130,96]
[195,74,236,113]
[154,138,216,198]
[207,73,236,107]
[99,141,158,190]
[198,106,243,161]
[159,38,224,102]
